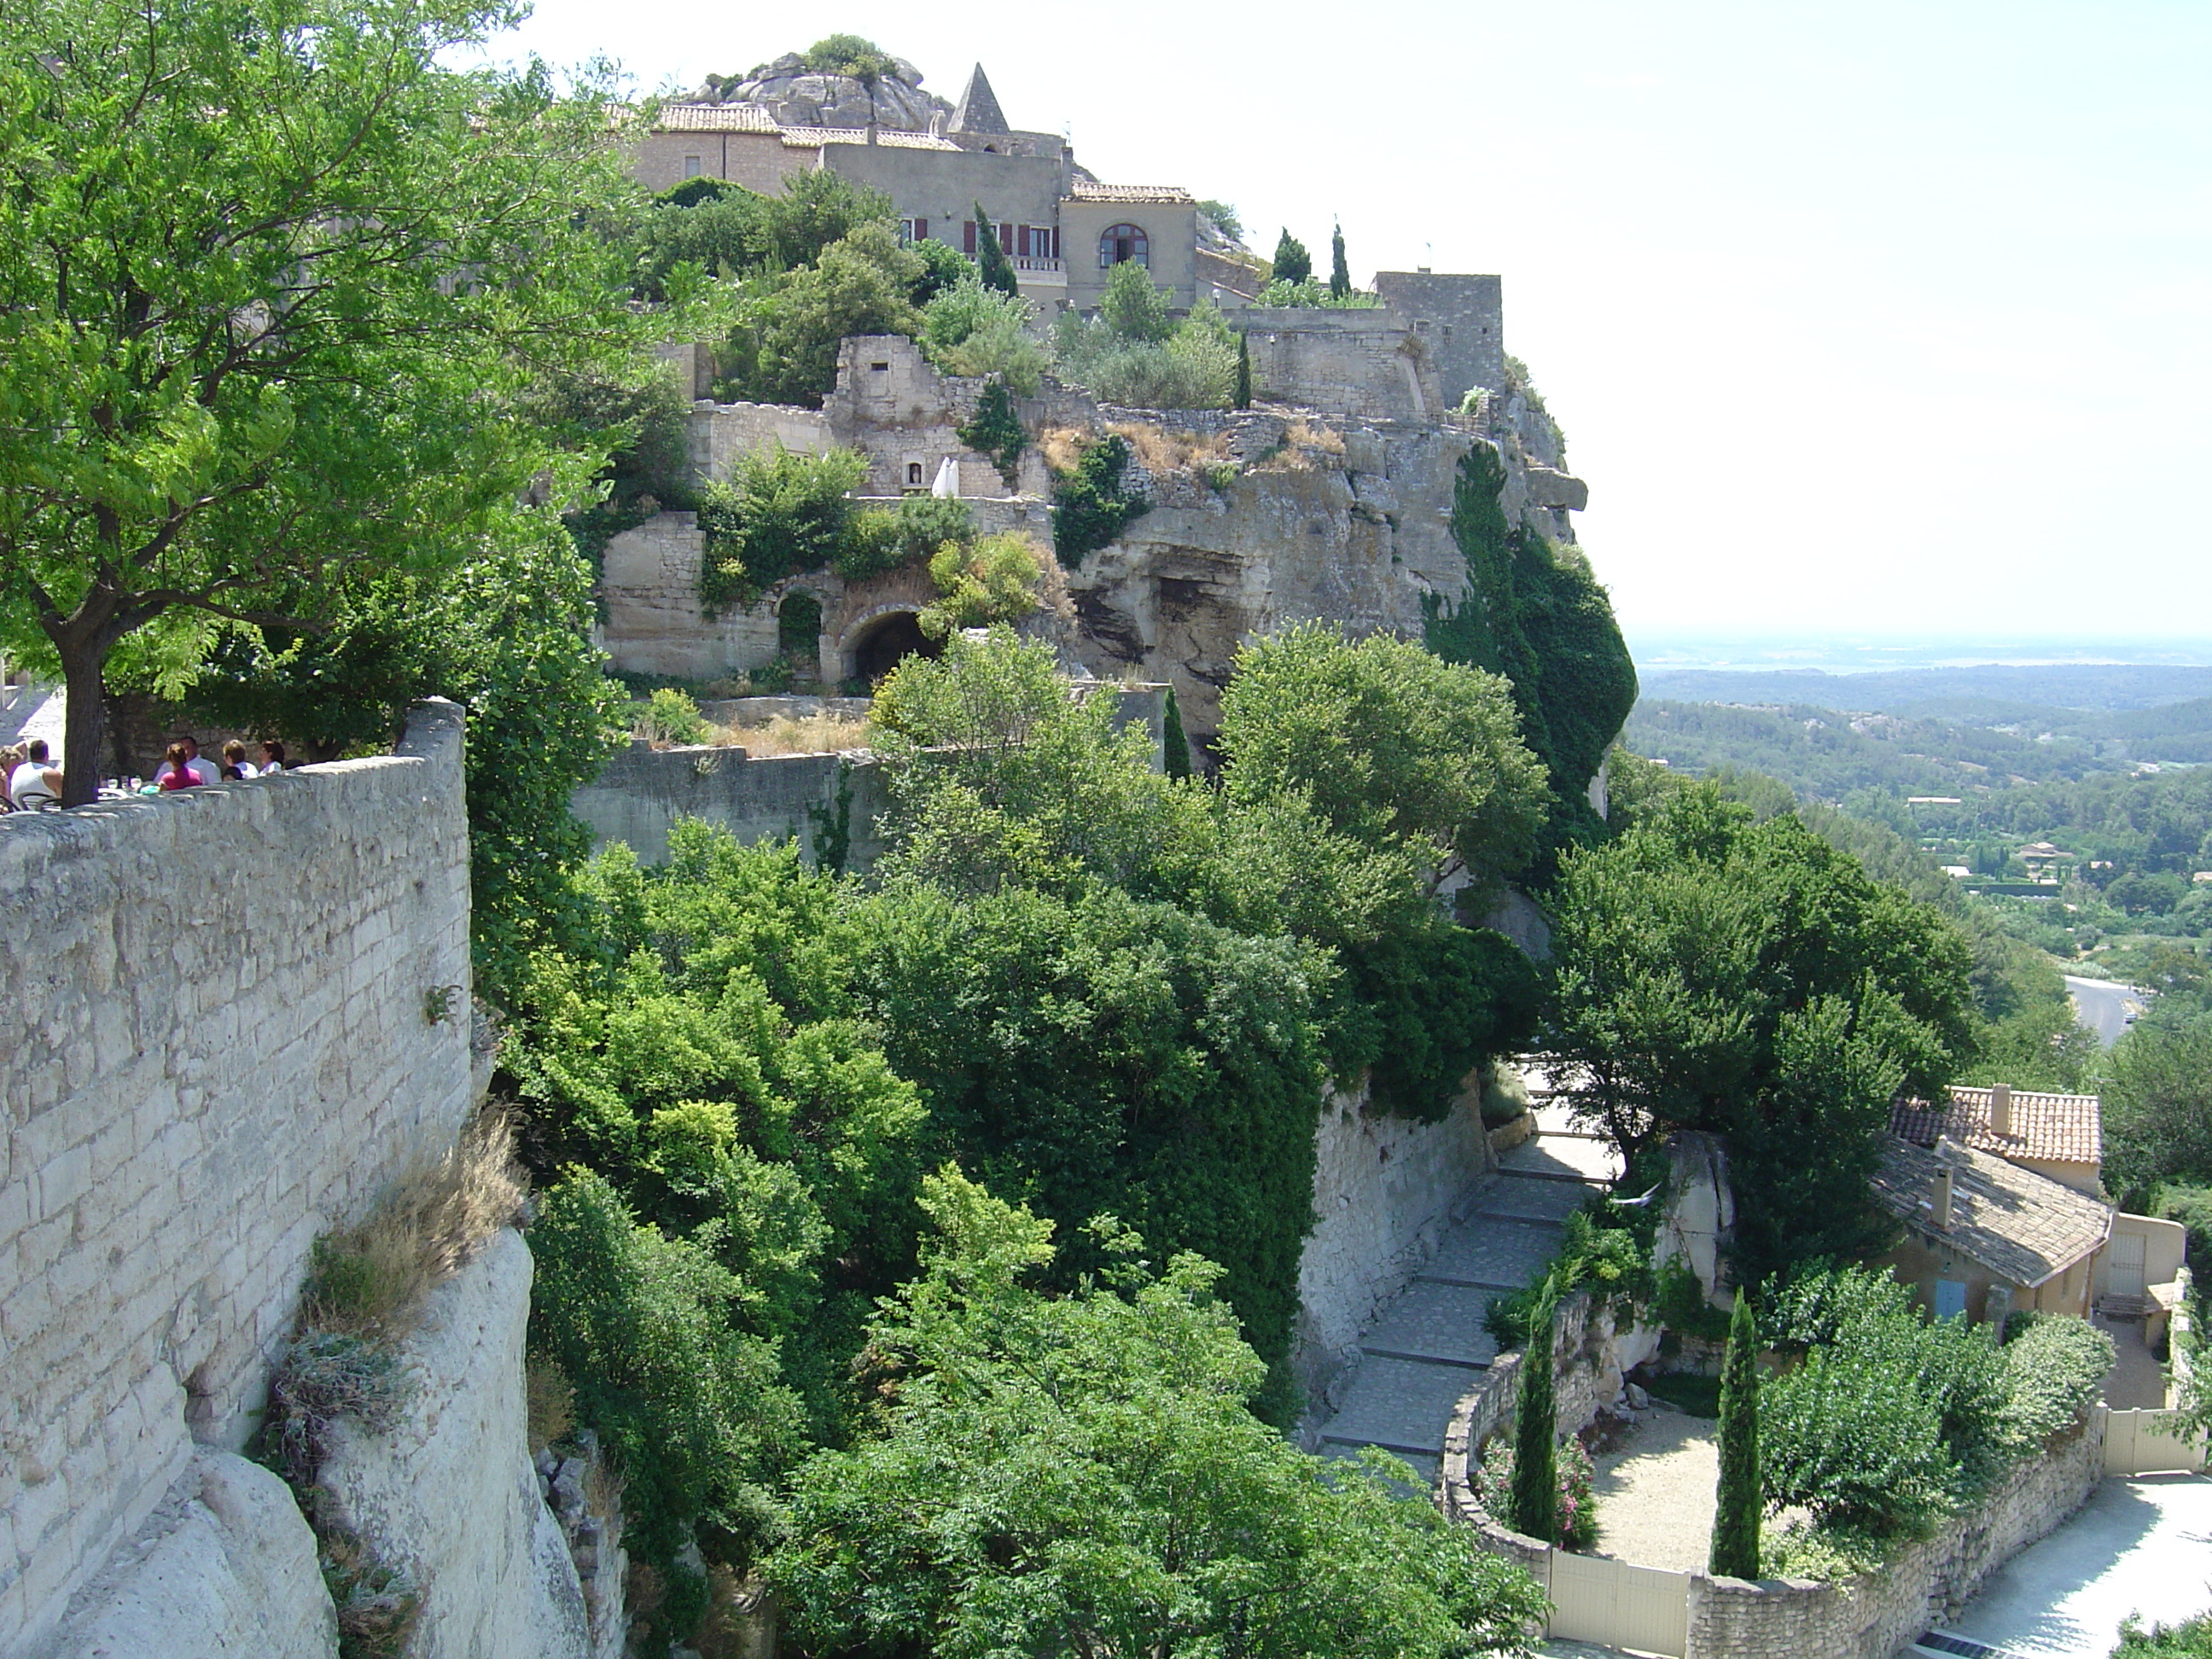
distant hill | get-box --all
[1635,665,2212,713]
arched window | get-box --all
[1098,223,1149,271]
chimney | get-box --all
[1931,1165,1955,1231]
[1989,1083,2013,1138]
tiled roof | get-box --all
[652,102,779,133]
[1872,1137,2111,1289]
[1068,179,1196,204]
[778,127,960,150]
[1890,1086,2102,1168]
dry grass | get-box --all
[1106,420,1231,475]
[712,713,872,756]
[1286,416,1346,455]
[1040,424,1091,474]
[525,1356,575,1454]
[305,1109,527,1337]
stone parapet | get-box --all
[0,701,475,1658]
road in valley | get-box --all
[2064,975,2146,1046]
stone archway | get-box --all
[847,609,940,684]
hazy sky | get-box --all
[479,1,2209,649]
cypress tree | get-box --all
[1708,1291,1762,1579]
[1162,686,1191,778]
[1271,228,1311,287]
[1234,332,1252,410]
[973,201,1018,296]
[1329,219,1350,300]
[1509,1284,1559,1543]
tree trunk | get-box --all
[55,639,112,807]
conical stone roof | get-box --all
[950,63,1010,134]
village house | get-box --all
[1879,1081,2186,1347]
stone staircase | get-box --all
[1313,1109,1621,1485]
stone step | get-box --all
[1474,1174,1603,1227]
[1423,1216,1565,1291]
[1359,1278,1501,1370]
[1501,1133,1624,1185]
[1317,1355,1481,1462]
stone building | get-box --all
[627,52,1503,386]
[1890,1082,2104,1196]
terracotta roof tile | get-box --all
[652,103,779,134]
[1890,1086,2103,1167]
[1068,179,1196,204]
[1872,1137,2111,1289]
[778,127,960,150]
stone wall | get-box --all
[1684,1417,2104,1659]
[0,701,477,1657]
[1235,308,1445,423]
[571,743,890,870]
[1293,1080,1494,1412]
[1371,272,1506,406]
[573,684,1167,869]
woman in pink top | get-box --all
[156,742,203,790]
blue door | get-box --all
[1935,1279,1969,1320]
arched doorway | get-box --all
[777,590,824,660]
[850,610,940,684]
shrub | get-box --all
[836,494,975,583]
[1162,685,1191,779]
[528,1168,806,1565]
[696,445,869,610]
[638,688,708,746]
[2117,1612,2212,1655]
[1473,1431,1598,1551]
[1999,1313,2113,1445]
[920,532,1047,636]
[320,1522,423,1659]
[1272,228,1312,286]
[955,375,1027,486]
[922,279,1044,393]
[1484,1208,1646,1348]
[1254,276,1381,308]
[1050,433,1147,566]
[267,1330,411,1489]
[1761,1325,1956,1537]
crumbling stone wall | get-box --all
[0,701,476,1657]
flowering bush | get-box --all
[1471,1433,1598,1551]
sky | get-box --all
[473,1,2211,655]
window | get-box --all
[683,154,703,178]
[906,461,924,486]
[1098,223,1149,270]
[899,218,931,243]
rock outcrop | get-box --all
[317,1230,605,1659]
[694,55,949,131]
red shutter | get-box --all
[1019,225,1033,258]
[915,218,928,242]
[999,222,1013,252]
[963,220,975,254]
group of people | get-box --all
[1,733,289,812]
[152,735,288,791]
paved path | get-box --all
[1945,1474,2212,1656]
[1314,1120,1621,1485]
[2064,975,2146,1046]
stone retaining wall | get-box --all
[0,701,476,1656]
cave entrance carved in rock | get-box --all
[848,609,941,685]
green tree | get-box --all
[923,281,1045,393]
[1272,228,1313,286]
[1217,621,1549,894]
[1330,218,1352,300]
[971,201,1020,297]
[1236,330,1254,409]
[767,1167,1548,1658]
[0,0,655,803]
[1709,1292,1762,1578]
[1097,258,1177,343]
[694,445,870,609]
[920,533,1046,636]
[1163,685,1193,779]
[1196,199,1243,242]
[1509,1286,1560,1542]
[955,376,1027,484]
[528,1168,806,1569]
[721,224,923,407]
[1050,434,1148,565]
[1545,787,1978,1285]
[2104,1017,2212,1203]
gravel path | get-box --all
[1587,1410,1718,1572]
